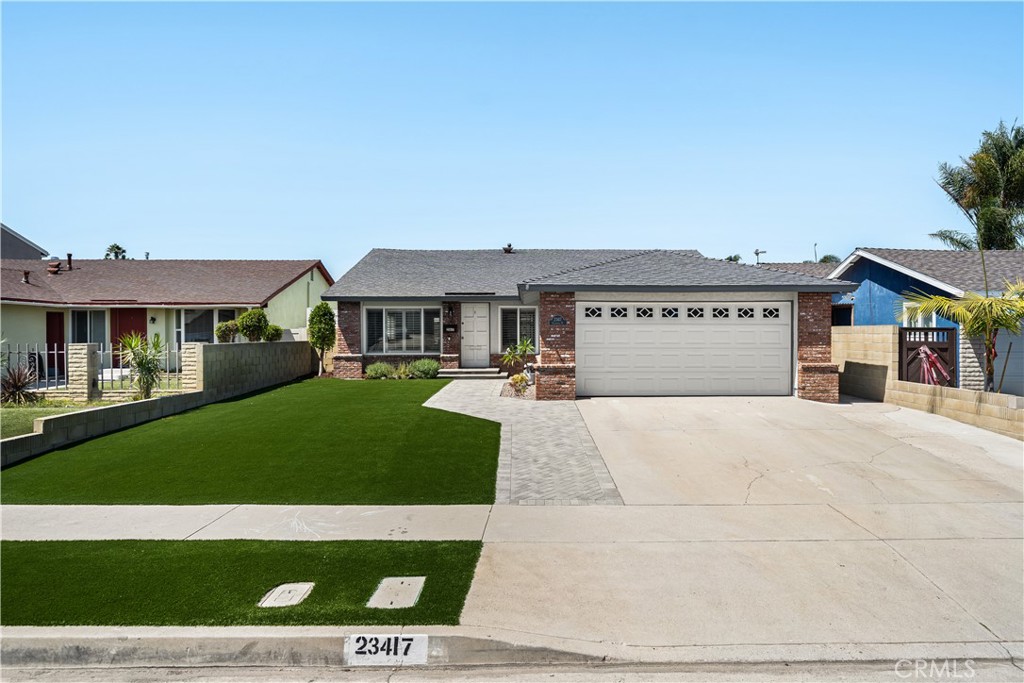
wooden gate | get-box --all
[899,327,958,387]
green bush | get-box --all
[307,302,337,375]
[214,320,238,343]
[393,362,412,379]
[237,309,270,342]
[409,359,441,379]
[509,373,529,396]
[365,362,395,380]
[263,324,284,342]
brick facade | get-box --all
[536,292,576,400]
[441,301,461,368]
[797,292,839,403]
[332,302,363,379]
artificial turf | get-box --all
[0,540,481,626]
[0,379,500,505]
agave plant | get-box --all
[500,337,536,378]
[1,364,37,404]
[119,332,166,400]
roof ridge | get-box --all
[520,249,662,284]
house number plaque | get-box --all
[548,315,568,326]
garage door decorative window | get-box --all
[737,307,754,319]
[763,307,780,319]
[610,307,628,319]
[712,307,729,319]
[636,306,653,318]
[686,307,703,319]
[661,307,678,318]
[584,306,602,318]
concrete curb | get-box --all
[2,626,1021,669]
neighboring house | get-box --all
[322,247,852,401]
[1,256,334,352]
[827,248,1023,395]
[1,224,48,260]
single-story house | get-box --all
[827,248,1023,395]
[322,247,853,401]
[1,255,334,353]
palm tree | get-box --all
[902,280,1024,392]
[724,254,742,263]
[930,121,1024,251]
[104,243,127,260]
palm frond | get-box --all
[928,229,976,251]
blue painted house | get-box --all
[828,248,1023,395]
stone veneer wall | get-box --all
[796,292,839,403]
[535,292,576,400]
[2,341,318,467]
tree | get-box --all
[724,254,742,263]
[819,254,840,263]
[237,308,270,342]
[930,121,1024,251]
[307,302,337,376]
[901,279,1024,392]
[118,332,165,400]
[104,243,127,260]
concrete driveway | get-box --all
[461,396,1024,664]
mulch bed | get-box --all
[500,381,536,400]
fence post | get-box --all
[67,343,100,401]
[181,343,203,391]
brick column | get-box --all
[797,292,839,403]
[536,292,576,400]
[332,302,363,379]
[441,301,461,369]
[67,343,100,401]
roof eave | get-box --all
[830,249,964,297]
[321,294,523,302]
[519,283,856,294]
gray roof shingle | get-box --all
[845,249,1023,294]
[1,259,333,306]
[762,262,835,278]
[323,248,850,299]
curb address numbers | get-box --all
[345,634,428,665]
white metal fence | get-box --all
[0,343,69,390]
[96,343,183,393]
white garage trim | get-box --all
[576,301,793,397]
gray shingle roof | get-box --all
[762,262,835,278]
[1,259,333,306]
[521,251,853,292]
[323,248,850,300]
[843,249,1023,294]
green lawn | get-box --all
[1,379,500,505]
[0,540,481,626]
[0,403,103,439]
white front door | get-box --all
[461,303,490,368]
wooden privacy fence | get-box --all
[899,327,958,387]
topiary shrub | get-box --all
[215,320,238,343]
[237,309,270,342]
[409,358,441,379]
[263,324,284,342]
[365,362,395,379]
[307,302,337,376]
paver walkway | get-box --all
[425,380,621,505]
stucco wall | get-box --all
[0,304,55,349]
[266,269,331,329]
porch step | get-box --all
[438,367,503,380]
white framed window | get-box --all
[686,306,704,319]
[902,302,937,328]
[762,307,780,319]
[584,306,602,318]
[610,306,628,319]
[661,307,679,318]
[175,308,238,344]
[635,306,653,319]
[500,307,538,351]
[712,307,730,319]
[71,310,107,344]
[364,307,441,354]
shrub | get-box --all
[365,362,395,380]
[500,337,536,377]
[263,324,284,342]
[393,362,412,380]
[215,320,238,343]
[1,364,37,404]
[237,309,270,342]
[119,332,166,400]
[307,302,337,376]
[509,373,529,396]
[409,358,441,379]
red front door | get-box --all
[45,312,65,377]
[110,308,148,344]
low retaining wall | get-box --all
[884,380,1023,441]
[1,341,318,468]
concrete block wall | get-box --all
[884,380,1023,441]
[959,332,985,391]
[2,341,318,467]
[832,325,899,401]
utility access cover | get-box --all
[367,576,425,609]
[258,582,314,608]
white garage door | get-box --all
[576,302,792,396]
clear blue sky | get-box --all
[3,2,1021,277]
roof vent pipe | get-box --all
[503,243,514,254]
[66,253,73,270]
[47,260,61,275]
[21,270,30,284]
